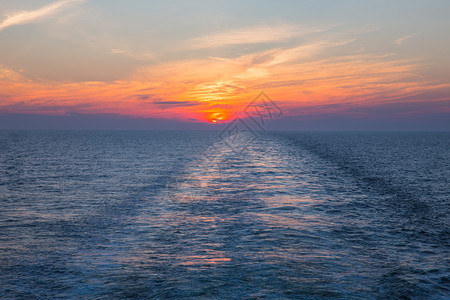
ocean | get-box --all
[0,130,448,299]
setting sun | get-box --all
[206,111,231,123]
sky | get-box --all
[0,0,449,130]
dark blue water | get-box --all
[0,130,448,299]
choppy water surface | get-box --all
[0,130,449,298]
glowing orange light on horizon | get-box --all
[206,111,231,123]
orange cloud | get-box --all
[1,36,448,123]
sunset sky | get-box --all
[1,0,449,130]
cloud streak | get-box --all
[0,0,84,32]
[395,31,422,45]
[187,25,320,49]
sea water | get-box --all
[0,130,448,298]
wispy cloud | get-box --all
[187,24,322,49]
[396,31,422,45]
[110,49,157,61]
[0,0,84,32]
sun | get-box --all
[207,111,230,123]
